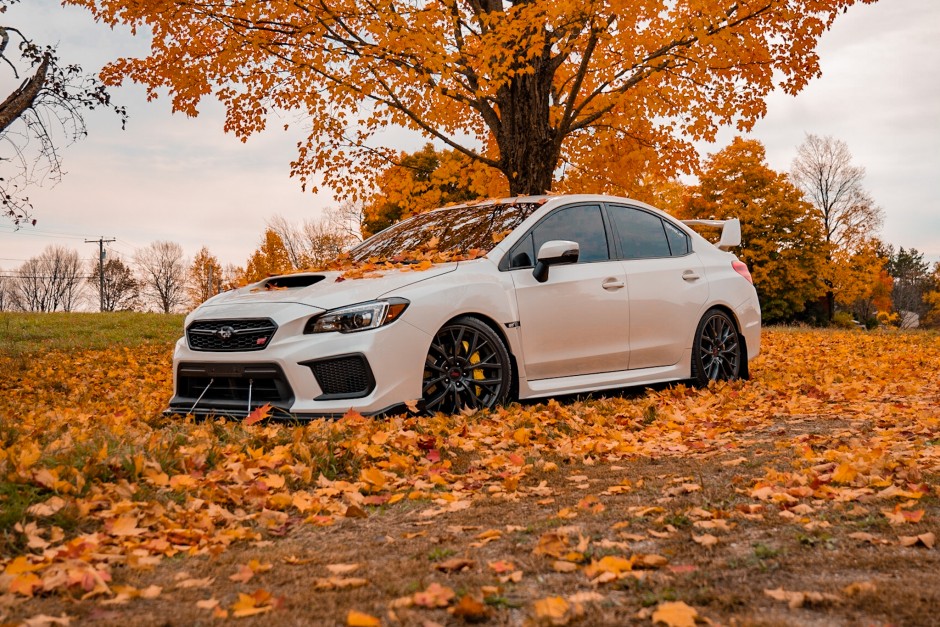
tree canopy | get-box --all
[363,143,506,237]
[683,137,825,322]
[67,0,875,197]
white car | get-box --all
[168,194,760,418]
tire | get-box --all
[422,317,512,415]
[691,309,743,386]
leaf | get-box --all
[552,560,579,573]
[413,582,455,608]
[692,533,719,547]
[326,563,360,575]
[108,515,144,536]
[347,610,381,626]
[435,557,475,572]
[651,601,698,627]
[244,403,273,426]
[533,596,573,625]
[21,614,72,627]
[231,589,278,617]
[899,532,935,548]
[9,572,43,596]
[26,496,67,517]
[452,595,489,621]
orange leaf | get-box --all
[347,610,381,626]
[9,572,43,597]
[244,403,273,426]
[651,601,698,627]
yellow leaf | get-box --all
[832,462,859,484]
[651,601,698,627]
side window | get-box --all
[508,233,534,268]
[531,205,609,263]
[608,205,671,260]
[663,220,690,256]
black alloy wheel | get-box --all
[422,317,511,415]
[691,309,743,386]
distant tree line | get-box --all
[3,133,937,327]
[0,206,360,313]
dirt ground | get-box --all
[5,412,939,627]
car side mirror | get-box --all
[533,240,579,283]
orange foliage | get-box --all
[241,229,294,283]
[65,0,876,195]
[2,327,939,624]
[363,144,507,237]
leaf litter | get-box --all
[1,328,939,624]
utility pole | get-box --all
[86,237,116,312]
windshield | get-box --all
[349,202,542,262]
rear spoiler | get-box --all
[681,218,741,251]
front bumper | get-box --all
[166,313,432,418]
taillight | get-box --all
[732,260,753,284]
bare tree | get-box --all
[88,256,139,311]
[325,201,365,243]
[0,1,126,225]
[11,244,85,311]
[790,135,883,253]
[266,214,309,270]
[266,213,356,269]
[790,134,884,321]
[302,219,351,266]
[0,268,12,310]
[134,241,188,313]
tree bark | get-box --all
[0,54,49,135]
[494,59,559,196]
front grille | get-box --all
[171,363,294,415]
[303,354,375,400]
[187,318,277,352]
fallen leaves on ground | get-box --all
[1,328,939,625]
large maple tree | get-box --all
[69,0,874,196]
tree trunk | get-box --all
[494,61,559,196]
[0,54,49,135]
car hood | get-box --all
[194,264,459,315]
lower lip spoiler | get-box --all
[161,402,410,421]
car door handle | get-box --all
[602,278,625,290]
[682,270,701,282]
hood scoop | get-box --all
[262,274,326,289]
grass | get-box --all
[0,311,185,356]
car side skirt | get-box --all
[517,349,693,400]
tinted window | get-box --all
[663,220,690,256]
[530,205,609,264]
[509,233,534,268]
[609,205,670,259]
[350,202,541,262]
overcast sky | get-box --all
[1,0,938,272]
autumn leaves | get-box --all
[1,327,939,624]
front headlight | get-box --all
[304,298,409,334]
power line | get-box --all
[0,227,90,241]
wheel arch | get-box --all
[440,312,520,401]
[696,304,750,380]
